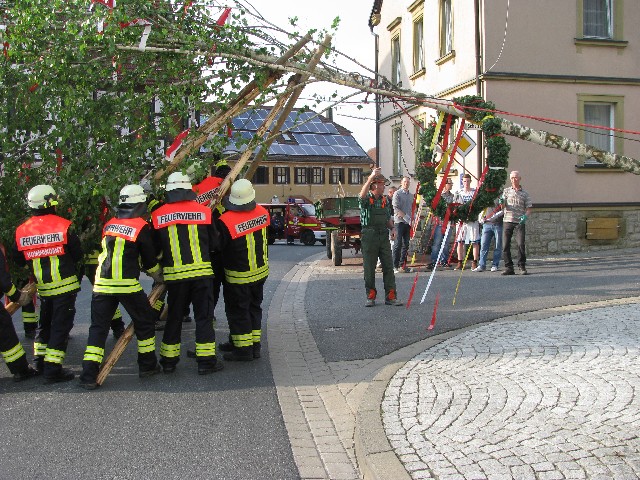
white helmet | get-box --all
[27,184,58,209]
[227,179,255,206]
[119,184,147,204]
[165,171,192,191]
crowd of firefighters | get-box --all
[0,160,270,389]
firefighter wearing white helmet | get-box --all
[14,184,83,383]
[79,185,163,389]
[151,171,223,374]
[216,179,270,361]
[191,156,232,327]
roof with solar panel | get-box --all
[204,107,369,163]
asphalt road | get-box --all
[0,240,325,480]
[306,248,640,362]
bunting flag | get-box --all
[165,129,190,161]
[3,41,9,58]
[428,292,440,330]
[120,18,152,51]
[452,243,473,306]
[420,222,451,304]
[207,7,232,65]
[92,0,115,8]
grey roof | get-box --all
[203,107,369,160]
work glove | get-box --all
[519,214,527,224]
[17,290,33,306]
[148,269,164,284]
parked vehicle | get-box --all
[260,195,326,246]
[315,196,362,266]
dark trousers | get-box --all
[502,221,526,270]
[36,293,77,377]
[0,305,30,375]
[162,279,216,368]
[85,264,125,332]
[361,227,396,298]
[392,222,411,268]
[223,280,265,353]
[80,291,157,381]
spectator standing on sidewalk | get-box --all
[429,178,455,269]
[453,174,480,270]
[359,168,402,307]
[473,198,504,272]
[392,176,413,274]
[501,170,533,275]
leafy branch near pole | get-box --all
[415,95,509,223]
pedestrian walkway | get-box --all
[384,301,640,480]
[267,251,640,480]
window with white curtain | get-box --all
[584,103,613,165]
[391,35,401,86]
[583,0,612,38]
[413,16,424,73]
[440,0,453,56]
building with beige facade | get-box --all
[370,0,640,254]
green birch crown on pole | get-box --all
[415,95,510,223]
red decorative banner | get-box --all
[406,272,419,309]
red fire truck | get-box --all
[260,195,326,246]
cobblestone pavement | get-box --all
[383,303,640,480]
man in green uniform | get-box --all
[359,168,403,307]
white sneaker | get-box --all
[491,266,498,272]
[393,268,401,274]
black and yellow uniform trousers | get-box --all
[160,278,218,371]
[80,290,158,383]
[33,292,77,378]
[0,304,35,377]
[85,260,125,336]
[222,279,265,359]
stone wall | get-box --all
[526,207,640,255]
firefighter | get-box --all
[84,251,125,339]
[216,179,269,361]
[14,184,82,383]
[0,248,39,381]
[192,159,231,316]
[79,185,163,389]
[151,172,223,374]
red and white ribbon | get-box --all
[165,129,190,161]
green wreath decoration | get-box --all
[415,95,509,223]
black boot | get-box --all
[223,347,253,362]
[44,368,75,384]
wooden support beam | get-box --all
[152,33,313,183]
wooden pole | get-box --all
[244,35,332,181]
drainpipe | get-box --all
[372,30,380,168]
[474,0,484,182]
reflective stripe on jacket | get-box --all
[152,201,214,282]
[219,205,269,284]
[15,215,79,297]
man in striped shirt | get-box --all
[501,170,533,275]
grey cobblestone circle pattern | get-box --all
[383,305,640,480]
